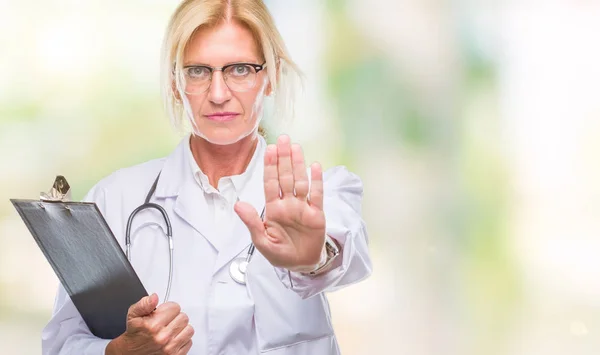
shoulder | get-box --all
[83,158,166,203]
[323,165,363,194]
[321,165,365,217]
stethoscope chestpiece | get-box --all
[228,206,264,285]
[229,258,249,285]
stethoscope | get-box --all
[229,205,264,285]
[125,172,262,302]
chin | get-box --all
[195,126,258,146]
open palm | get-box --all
[235,134,326,271]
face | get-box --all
[178,21,268,145]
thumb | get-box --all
[234,201,265,238]
[129,293,158,319]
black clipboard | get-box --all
[10,199,148,339]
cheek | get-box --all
[239,90,264,118]
[187,95,206,112]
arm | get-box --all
[273,166,373,299]
[42,285,111,355]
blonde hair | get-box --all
[160,0,302,135]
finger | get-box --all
[308,162,324,210]
[234,201,266,238]
[128,293,159,319]
[263,144,280,203]
[276,134,294,196]
[171,324,195,354]
[158,312,189,345]
[291,143,309,199]
[151,301,181,327]
[177,339,194,355]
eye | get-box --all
[186,66,210,79]
[229,64,251,77]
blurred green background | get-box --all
[1,0,600,354]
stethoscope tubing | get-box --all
[125,173,174,302]
[125,172,266,297]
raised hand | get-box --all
[235,134,326,272]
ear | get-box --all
[263,59,280,97]
[264,80,273,96]
[171,79,182,101]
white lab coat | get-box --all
[41,135,372,355]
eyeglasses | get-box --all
[179,62,266,95]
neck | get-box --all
[189,133,259,189]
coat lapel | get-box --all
[212,151,265,275]
[154,134,267,271]
[173,180,220,250]
[154,135,219,251]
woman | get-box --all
[42,0,372,354]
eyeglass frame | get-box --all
[177,62,267,94]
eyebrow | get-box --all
[183,59,263,67]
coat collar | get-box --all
[153,135,190,199]
[153,134,266,274]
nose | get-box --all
[207,71,232,105]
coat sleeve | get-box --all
[41,184,112,355]
[273,166,373,299]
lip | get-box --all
[205,112,239,122]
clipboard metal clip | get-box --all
[40,176,72,204]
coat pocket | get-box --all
[246,253,335,352]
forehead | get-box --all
[184,21,262,65]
